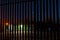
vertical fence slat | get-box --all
[30,1,32,40]
[28,1,29,40]
[40,0,43,40]
[20,0,21,40]
[34,0,36,40]
[24,2,26,40]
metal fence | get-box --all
[0,0,59,40]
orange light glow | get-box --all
[6,22,9,26]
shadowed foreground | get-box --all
[0,31,60,40]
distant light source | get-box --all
[6,23,9,26]
[21,25,23,28]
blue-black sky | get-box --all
[58,0,60,17]
[0,0,60,21]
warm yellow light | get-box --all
[6,23,9,26]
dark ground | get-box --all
[0,31,60,40]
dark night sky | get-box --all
[0,0,60,21]
[58,0,60,17]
